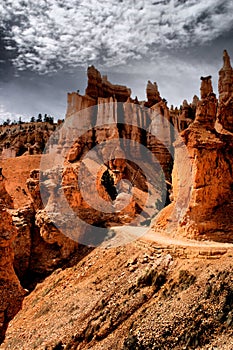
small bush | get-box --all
[178,270,196,290]
[137,268,167,292]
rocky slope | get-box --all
[1,237,233,350]
[0,122,56,158]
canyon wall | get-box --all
[0,171,25,343]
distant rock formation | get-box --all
[145,80,161,107]
[217,49,233,132]
[170,97,197,132]
[85,65,131,102]
[0,122,55,159]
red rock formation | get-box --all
[195,77,217,130]
[218,50,233,100]
[0,169,13,208]
[1,52,233,348]
[0,170,25,343]
[27,169,43,210]
[217,50,233,132]
[12,206,34,281]
[200,75,213,99]
[145,80,162,107]
[0,122,55,158]
[66,92,96,119]
[58,68,173,230]
[85,66,131,102]
[170,97,196,133]
[191,95,199,110]
[156,75,233,242]
[147,100,173,184]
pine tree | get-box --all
[37,113,42,122]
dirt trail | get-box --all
[109,226,233,258]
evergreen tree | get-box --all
[3,118,11,126]
[37,113,42,122]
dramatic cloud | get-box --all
[0,0,233,73]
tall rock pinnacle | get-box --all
[145,80,161,107]
[200,76,213,99]
[195,76,217,130]
[223,49,232,69]
[217,50,233,132]
[218,49,233,101]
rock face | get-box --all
[156,74,233,242]
[66,93,96,120]
[0,171,25,343]
[54,66,174,236]
[218,50,233,132]
[0,169,13,209]
[26,169,43,210]
[25,169,78,277]
[12,206,34,281]
[0,165,79,294]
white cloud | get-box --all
[0,103,22,122]
[0,0,232,73]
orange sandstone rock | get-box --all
[0,172,25,343]
[217,50,233,132]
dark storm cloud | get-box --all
[0,0,233,119]
[0,0,233,73]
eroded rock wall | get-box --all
[0,173,25,343]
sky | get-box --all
[0,0,233,122]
